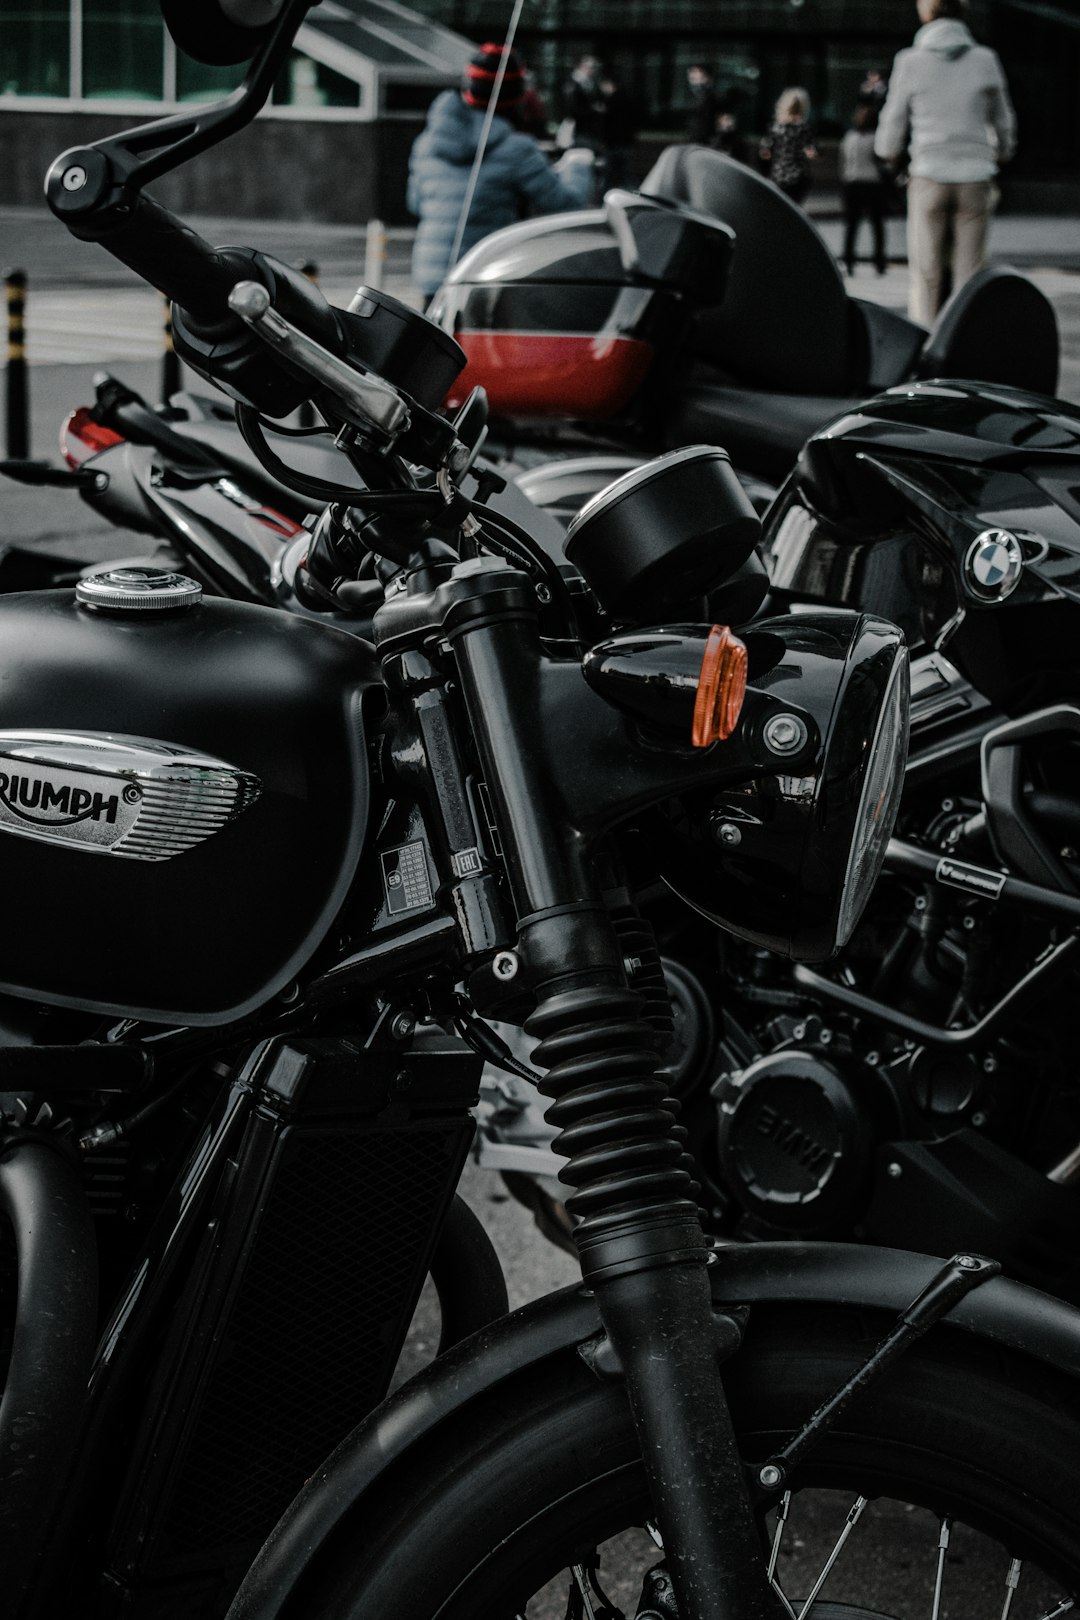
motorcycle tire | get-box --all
[298,1302,1080,1618]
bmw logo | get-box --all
[963,529,1024,602]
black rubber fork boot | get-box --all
[526,985,779,1620]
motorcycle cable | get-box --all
[235,403,444,515]
[452,1000,544,1085]
[239,400,582,643]
[472,506,581,642]
[251,413,335,438]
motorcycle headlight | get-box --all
[658,611,909,961]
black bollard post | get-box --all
[160,294,180,404]
[298,262,319,428]
[5,269,29,460]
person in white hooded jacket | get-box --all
[875,0,1017,326]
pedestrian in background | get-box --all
[840,104,888,276]
[857,68,888,109]
[598,74,642,192]
[875,0,1017,325]
[711,110,748,164]
[407,44,593,302]
[686,63,720,146]
[561,54,608,156]
[759,87,817,206]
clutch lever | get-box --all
[227,280,411,443]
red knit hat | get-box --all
[462,43,526,111]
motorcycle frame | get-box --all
[10,1022,502,1617]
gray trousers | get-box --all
[906,175,999,327]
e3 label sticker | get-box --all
[381,840,434,914]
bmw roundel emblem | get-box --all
[963,529,1024,602]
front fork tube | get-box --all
[452,600,777,1620]
[526,984,778,1620]
[590,1246,776,1620]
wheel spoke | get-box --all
[570,1565,599,1620]
[795,1495,868,1620]
[1000,1557,1022,1620]
[1039,1601,1076,1620]
[767,1491,792,1583]
[931,1517,951,1620]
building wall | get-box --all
[0,111,426,223]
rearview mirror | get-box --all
[160,0,288,66]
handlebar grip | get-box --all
[46,147,345,416]
[46,154,248,326]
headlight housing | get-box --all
[658,611,909,961]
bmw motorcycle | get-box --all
[485,378,1080,1316]
[4,11,1080,1620]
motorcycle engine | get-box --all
[711,1014,904,1237]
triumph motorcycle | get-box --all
[4,9,1080,1620]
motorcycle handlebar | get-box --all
[46,160,249,326]
[47,151,348,416]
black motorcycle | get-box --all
[482,380,1080,1311]
[3,7,1080,1620]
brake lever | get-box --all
[1,459,108,492]
[228,281,411,442]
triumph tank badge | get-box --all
[963,529,1024,602]
[0,732,261,861]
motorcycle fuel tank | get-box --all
[0,575,380,1024]
[765,381,1080,652]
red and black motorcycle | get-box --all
[431,147,1060,487]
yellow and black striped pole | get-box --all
[161,293,180,404]
[5,269,29,460]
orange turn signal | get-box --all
[691,624,748,747]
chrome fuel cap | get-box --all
[76,567,203,613]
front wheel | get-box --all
[301,1303,1080,1620]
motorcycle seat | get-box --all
[642,144,864,395]
[917,265,1059,397]
[662,372,864,483]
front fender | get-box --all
[227,1240,1080,1619]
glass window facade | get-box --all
[82,0,163,100]
[405,0,1074,171]
[0,1,70,98]
[176,53,246,104]
[0,2,359,106]
[271,50,361,109]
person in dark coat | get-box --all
[598,74,642,191]
[562,55,608,154]
[686,63,720,146]
[407,44,593,302]
[711,111,748,163]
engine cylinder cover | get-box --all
[0,589,381,1025]
[714,1050,873,1232]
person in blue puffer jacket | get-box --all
[408,43,594,302]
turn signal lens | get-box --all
[692,623,748,747]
